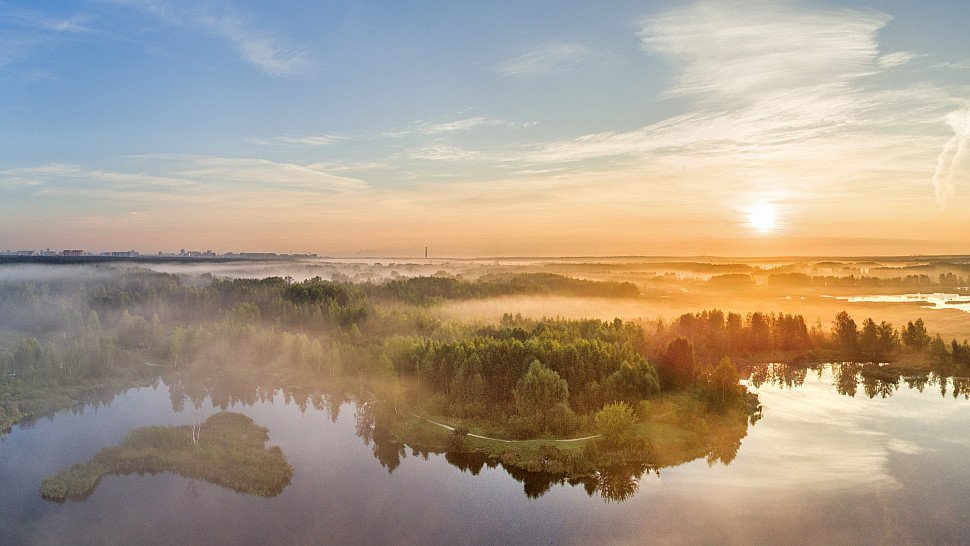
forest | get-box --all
[1,266,968,480]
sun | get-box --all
[747,203,777,233]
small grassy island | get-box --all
[40,412,292,502]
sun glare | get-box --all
[747,203,777,233]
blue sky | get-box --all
[1,1,969,256]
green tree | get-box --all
[833,312,858,357]
[858,318,879,361]
[859,319,897,362]
[657,338,698,389]
[876,321,899,360]
[594,402,636,449]
[902,319,931,351]
[929,335,949,365]
[513,360,569,431]
[608,358,660,403]
[706,357,743,408]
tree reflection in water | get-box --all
[748,362,970,400]
[12,359,968,504]
[441,452,652,502]
[9,366,754,502]
[351,395,747,502]
[37,361,969,503]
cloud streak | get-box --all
[495,41,591,77]
[418,116,500,134]
[640,2,888,100]
[171,156,367,193]
[1,156,366,198]
[251,134,343,146]
[108,0,311,76]
[510,0,961,216]
[403,144,484,162]
[931,109,970,208]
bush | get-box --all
[547,402,579,436]
[594,402,636,449]
[636,400,652,421]
[446,425,469,452]
[507,415,540,440]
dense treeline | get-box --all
[1,268,751,469]
[766,272,967,287]
[700,271,970,288]
[365,273,640,304]
[391,317,657,436]
[662,308,970,368]
[0,270,376,430]
[666,310,813,362]
[0,270,642,431]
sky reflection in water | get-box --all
[1,365,968,544]
[836,293,970,313]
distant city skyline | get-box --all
[2,1,969,256]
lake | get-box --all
[2,365,969,544]
[835,293,970,313]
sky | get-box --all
[1,0,969,257]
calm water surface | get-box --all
[2,366,969,545]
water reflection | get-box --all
[748,362,970,400]
[4,362,970,543]
[835,292,970,313]
[9,361,968,510]
[350,395,671,502]
[440,451,655,502]
[11,364,749,504]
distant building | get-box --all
[62,249,84,257]
[227,252,279,259]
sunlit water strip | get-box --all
[831,292,970,313]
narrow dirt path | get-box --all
[413,413,599,443]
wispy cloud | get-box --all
[0,10,93,69]
[0,12,93,33]
[934,59,970,70]
[251,134,343,146]
[380,116,534,139]
[512,1,962,210]
[201,13,312,77]
[108,0,312,77]
[1,156,366,198]
[308,161,388,173]
[404,144,484,162]
[639,3,888,100]
[173,156,366,192]
[1,163,190,189]
[418,116,499,134]
[495,41,591,77]
[931,109,970,208]
[878,51,921,69]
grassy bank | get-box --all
[391,390,758,478]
